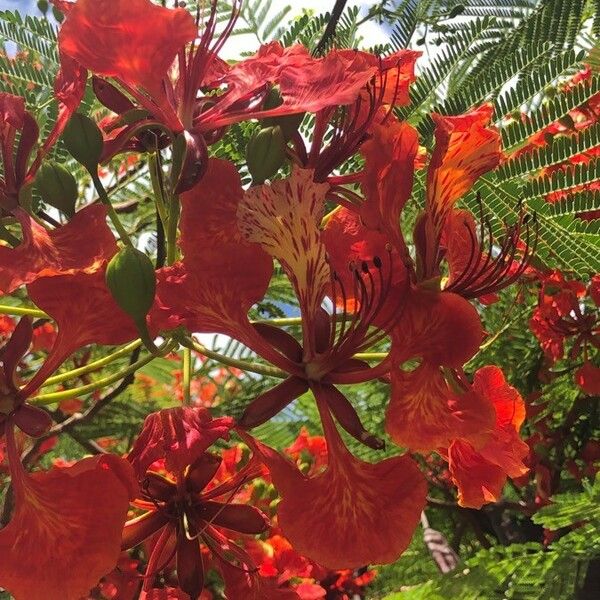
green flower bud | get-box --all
[62,113,104,173]
[262,88,304,141]
[35,161,78,217]
[37,0,49,15]
[246,125,286,184]
[106,247,156,324]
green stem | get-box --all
[149,153,169,230]
[182,346,192,406]
[184,338,287,379]
[42,340,143,387]
[31,340,177,405]
[0,305,47,319]
[166,194,180,265]
[91,172,134,247]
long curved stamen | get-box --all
[445,202,538,299]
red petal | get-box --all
[386,362,494,452]
[127,407,233,478]
[0,446,137,600]
[426,104,502,230]
[24,268,139,396]
[0,204,117,294]
[575,361,600,395]
[446,367,529,508]
[217,554,300,600]
[200,501,269,534]
[375,50,421,106]
[58,0,196,104]
[447,441,508,509]
[393,289,483,367]
[204,44,377,129]
[152,159,272,340]
[360,116,418,251]
[244,408,427,569]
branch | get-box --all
[313,0,348,56]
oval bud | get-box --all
[262,88,304,141]
[62,113,104,173]
[106,247,156,323]
[36,161,78,217]
[37,0,49,15]
[246,126,286,184]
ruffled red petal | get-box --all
[426,104,502,229]
[127,407,233,478]
[243,406,427,569]
[359,116,418,253]
[0,442,137,600]
[152,159,272,340]
[0,205,117,294]
[393,289,484,367]
[387,362,495,452]
[58,0,196,104]
[446,366,529,508]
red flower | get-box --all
[127,406,234,478]
[444,366,529,508]
[0,358,137,600]
[239,398,426,570]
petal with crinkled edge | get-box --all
[58,0,196,104]
[386,362,494,452]
[127,407,233,478]
[0,205,117,294]
[204,44,378,129]
[0,452,137,600]
[426,104,502,231]
[25,268,139,396]
[242,408,427,570]
[238,168,330,343]
[393,289,484,367]
[446,366,529,508]
[151,159,272,340]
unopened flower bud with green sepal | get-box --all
[36,161,78,217]
[62,113,104,173]
[106,247,159,353]
[246,125,286,184]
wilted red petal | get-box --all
[446,366,529,508]
[575,361,600,395]
[426,104,502,230]
[0,438,137,600]
[0,205,117,294]
[387,362,494,452]
[128,407,233,478]
[238,168,330,351]
[152,159,272,340]
[243,406,427,570]
[393,289,484,367]
[58,0,196,110]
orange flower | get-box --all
[445,366,529,508]
[239,397,426,570]
[0,423,137,600]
